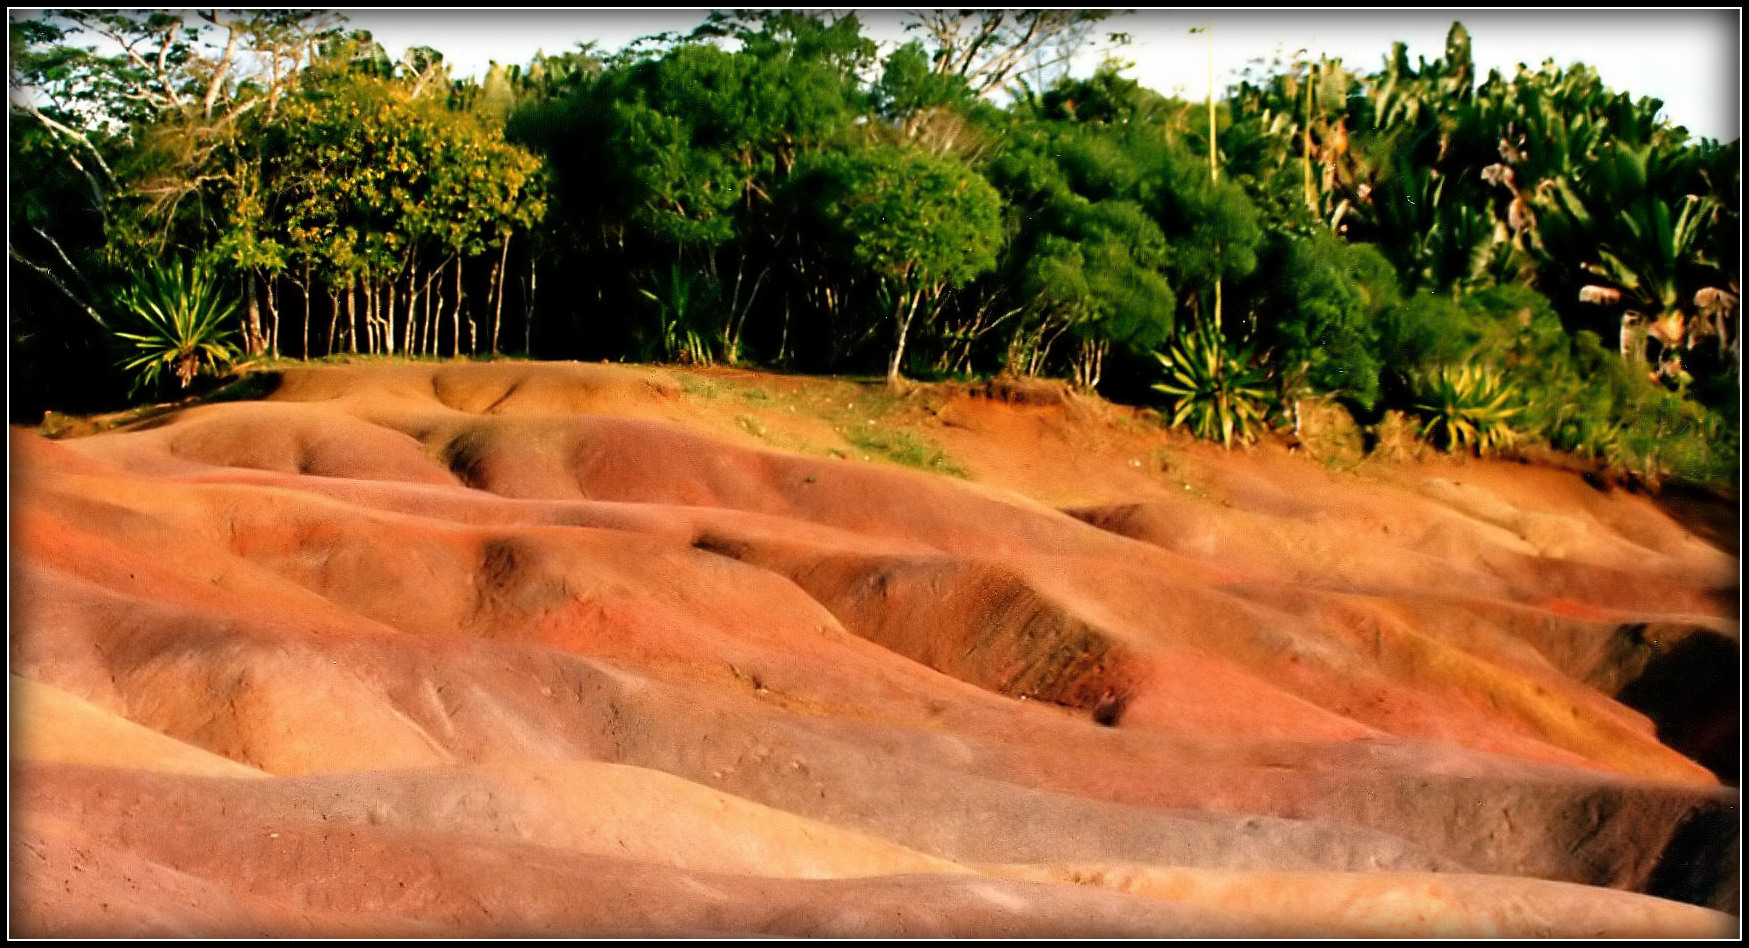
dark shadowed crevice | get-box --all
[440,428,493,491]
[1649,480,1739,557]
[1643,798,1741,913]
[1615,627,1741,786]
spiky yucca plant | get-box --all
[1412,364,1521,455]
[1153,321,1273,449]
[111,259,242,395]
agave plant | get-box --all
[637,263,714,366]
[1411,363,1521,455]
[1152,321,1273,449]
[111,259,243,395]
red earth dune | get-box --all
[9,361,1741,937]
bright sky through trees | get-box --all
[344,8,1740,142]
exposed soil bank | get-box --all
[9,362,1740,936]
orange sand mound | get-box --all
[9,361,1739,936]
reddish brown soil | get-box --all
[9,361,1740,937]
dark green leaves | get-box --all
[791,145,1003,292]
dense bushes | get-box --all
[9,12,1737,486]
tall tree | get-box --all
[983,112,1175,387]
[9,9,342,405]
[790,145,1004,383]
[510,11,873,365]
[259,70,546,358]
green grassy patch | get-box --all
[677,374,726,400]
[842,425,968,478]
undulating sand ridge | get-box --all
[10,362,1740,936]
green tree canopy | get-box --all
[789,144,1004,382]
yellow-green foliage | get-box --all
[1411,363,1521,456]
[1153,321,1273,449]
[843,425,968,477]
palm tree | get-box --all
[1534,142,1732,380]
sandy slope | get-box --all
[9,361,1740,937]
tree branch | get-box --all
[201,15,241,121]
[7,96,117,185]
[9,241,108,326]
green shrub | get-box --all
[1244,231,1398,411]
[1152,321,1274,449]
[1609,382,1739,487]
[637,263,714,365]
[1411,363,1522,456]
[1376,293,1479,382]
[1499,327,1736,486]
[110,259,242,396]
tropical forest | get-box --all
[10,12,1744,937]
[10,10,1741,485]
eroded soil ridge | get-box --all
[10,362,1740,937]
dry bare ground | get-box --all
[9,361,1740,937]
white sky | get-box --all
[342,8,1742,142]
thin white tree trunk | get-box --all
[264,275,280,359]
[452,256,463,357]
[491,233,510,355]
[888,284,926,384]
[326,289,340,357]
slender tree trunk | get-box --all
[243,275,264,356]
[363,277,374,355]
[1206,30,1223,337]
[1073,337,1109,391]
[723,250,743,363]
[425,257,449,357]
[422,262,437,356]
[888,284,928,385]
[1024,326,1045,377]
[1019,316,1071,377]
[452,255,463,358]
[326,288,340,357]
[724,257,767,368]
[299,266,311,360]
[264,274,280,360]
[362,276,375,354]
[404,260,419,356]
[524,256,537,357]
[888,290,909,384]
[385,276,398,356]
[418,265,429,356]
[956,301,1021,376]
[779,296,791,366]
[1304,60,1320,216]
[429,260,444,356]
[491,232,510,355]
[354,278,365,355]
